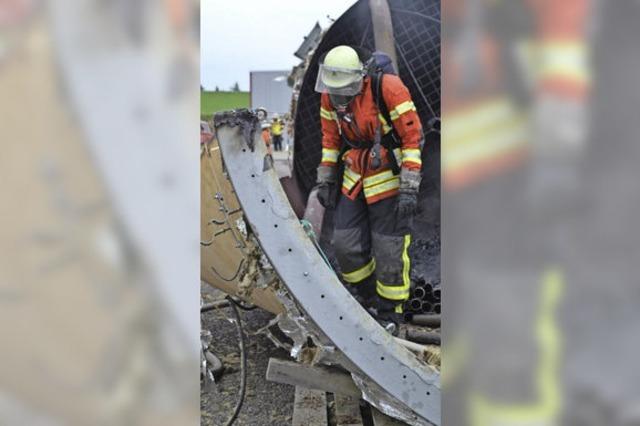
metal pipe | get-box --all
[433,303,441,314]
[433,288,441,300]
[406,329,441,345]
[413,286,426,299]
[394,337,429,354]
[410,314,440,328]
[409,298,423,311]
[205,351,225,380]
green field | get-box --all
[201,91,250,119]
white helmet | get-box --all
[256,107,268,121]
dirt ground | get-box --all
[200,286,295,426]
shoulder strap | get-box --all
[371,72,400,148]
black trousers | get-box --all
[333,192,412,302]
[272,135,282,151]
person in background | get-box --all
[270,114,284,151]
[261,122,273,155]
[200,120,213,145]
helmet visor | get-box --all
[315,64,364,96]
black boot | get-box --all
[345,276,377,309]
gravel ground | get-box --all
[201,287,294,426]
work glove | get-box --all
[397,191,418,218]
[315,182,336,209]
[397,168,421,219]
[315,165,338,209]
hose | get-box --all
[228,296,258,311]
[224,295,247,426]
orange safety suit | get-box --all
[320,75,423,204]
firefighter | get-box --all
[313,45,423,322]
[271,114,284,151]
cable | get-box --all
[228,296,258,311]
[209,259,245,282]
[224,295,247,426]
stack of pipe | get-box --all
[404,280,441,315]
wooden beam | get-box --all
[335,394,363,426]
[371,407,407,426]
[292,387,327,426]
[267,358,361,397]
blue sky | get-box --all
[201,0,355,91]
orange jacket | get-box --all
[261,128,272,154]
[319,75,423,204]
[261,128,271,145]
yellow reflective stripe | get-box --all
[321,148,339,163]
[342,174,357,191]
[378,114,392,134]
[363,178,399,198]
[539,41,591,84]
[376,280,410,301]
[402,148,422,165]
[443,115,527,171]
[402,234,411,296]
[389,100,416,120]
[469,269,563,426]
[444,98,517,145]
[342,258,376,284]
[376,235,411,300]
[344,167,361,183]
[342,168,360,191]
[320,107,337,121]
[363,170,395,187]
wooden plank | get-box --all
[292,387,327,426]
[267,358,361,397]
[371,406,407,426]
[335,394,363,426]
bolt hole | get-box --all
[242,148,246,152]
[251,174,255,178]
[274,224,278,228]
[427,392,430,396]
[321,294,325,299]
[288,248,292,252]
[359,337,363,341]
[380,357,385,361]
[261,199,265,203]
[339,316,343,320]
[403,375,407,379]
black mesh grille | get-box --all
[293,0,441,197]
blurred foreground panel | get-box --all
[0,1,199,424]
[443,0,640,425]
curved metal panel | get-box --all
[215,111,440,425]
